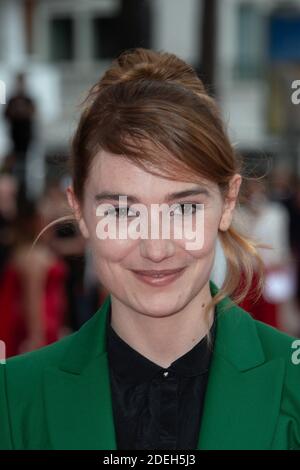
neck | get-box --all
[110,282,214,369]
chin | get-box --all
[133,296,187,318]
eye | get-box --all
[170,203,200,216]
[105,206,140,218]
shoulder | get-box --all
[0,302,107,449]
[231,306,300,418]
[254,319,300,448]
[1,298,108,393]
[1,331,78,394]
[253,318,300,392]
[254,316,298,357]
[1,297,106,392]
[219,303,300,444]
[233,303,299,365]
[216,300,300,386]
[0,332,80,449]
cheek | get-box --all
[88,239,133,291]
[89,237,139,264]
[85,207,138,262]
[175,211,220,259]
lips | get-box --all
[130,267,186,287]
[132,268,184,277]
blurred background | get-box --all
[1,0,300,358]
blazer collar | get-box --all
[44,282,285,449]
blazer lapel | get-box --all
[44,296,117,450]
[197,292,286,450]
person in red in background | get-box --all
[0,198,68,357]
[0,173,19,357]
[237,179,293,329]
[0,174,18,278]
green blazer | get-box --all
[1,282,300,450]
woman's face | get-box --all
[68,149,241,317]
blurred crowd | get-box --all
[0,73,300,359]
[237,170,300,336]
[0,74,106,358]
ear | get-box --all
[219,174,242,232]
[66,185,90,239]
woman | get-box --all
[0,49,299,450]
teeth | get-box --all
[148,273,169,278]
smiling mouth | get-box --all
[131,268,185,277]
[130,267,186,286]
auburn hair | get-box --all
[67,48,263,310]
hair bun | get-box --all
[117,62,164,83]
[101,48,206,95]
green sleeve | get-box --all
[0,364,13,450]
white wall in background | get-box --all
[152,0,202,65]
[0,0,26,67]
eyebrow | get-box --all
[94,188,210,203]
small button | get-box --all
[163,371,169,377]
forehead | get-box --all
[87,149,216,196]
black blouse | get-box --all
[106,307,216,450]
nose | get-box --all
[139,238,175,263]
